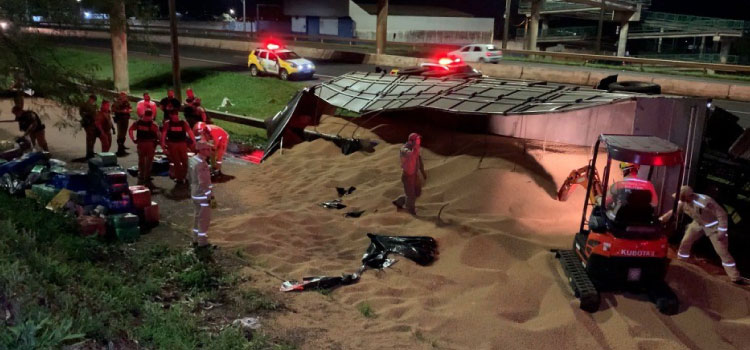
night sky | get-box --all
[157,0,750,21]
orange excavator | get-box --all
[554,134,683,314]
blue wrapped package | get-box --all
[67,171,90,192]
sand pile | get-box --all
[3,100,749,349]
[211,115,750,349]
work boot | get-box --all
[733,277,750,285]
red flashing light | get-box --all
[651,156,664,166]
[438,57,453,65]
[486,52,492,57]
[453,57,461,63]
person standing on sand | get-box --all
[393,133,426,215]
[189,141,214,247]
[660,186,749,285]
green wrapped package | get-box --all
[115,225,140,242]
[31,184,59,204]
[108,213,139,229]
[95,152,118,167]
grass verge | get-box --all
[49,47,305,147]
[0,192,292,349]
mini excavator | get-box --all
[555,134,684,315]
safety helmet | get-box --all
[193,121,207,134]
[619,162,639,175]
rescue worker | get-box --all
[112,91,132,156]
[185,87,196,107]
[193,122,229,175]
[161,112,195,184]
[392,133,427,215]
[159,89,182,124]
[659,186,749,285]
[95,100,114,152]
[189,140,214,247]
[136,92,157,120]
[79,94,98,159]
[605,162,658,220]
[194,98,210,124]
[128,109,161,187]
[2,106,48,151]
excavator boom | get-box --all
[557,164,603,204]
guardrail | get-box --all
[29,22,750,74]
[501,48,750,73]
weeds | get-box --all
[0,192,288,349]
[357,302,377,319]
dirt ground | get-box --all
[2,99,750,350]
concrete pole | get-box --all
[595,5,605,54]
[527,0,541,51]
[502,0,511,49]
[699,36,706,59]
[616,20,629,57]
[657,27,663,53]
[109,1,129,92]
[242,0,246,33]
[168,0,182,101]
[719,37,731,64]
[376,0,388,55]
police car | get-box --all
[247,43,316,80]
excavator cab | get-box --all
[557,134,685,315]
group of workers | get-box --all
[77,89,228,189]
[77,88,225,248]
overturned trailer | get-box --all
[264,71,708,212]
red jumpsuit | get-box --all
[162,120,192,182]
[129,119,160,185]
[203,124,229,171]
[94,110,113,152]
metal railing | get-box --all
[28,22,750,74]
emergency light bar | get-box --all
[266,43,280,50]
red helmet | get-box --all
[193,121,207,134]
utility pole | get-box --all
[168,0,181,101]
[376,0,388,55]
[502,0,511,49]
[595,4,605,54]
[242,0,247,33]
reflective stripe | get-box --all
[205,191,212,195]
[192,228,199,232]
[718,227,728,232]
[704,221,719,228]
[192,195,208,200]
[692,200,706,208]
[677,252,690,259]
[722,262,736,267]
[197,232,207,237]
[200,203,210,207]
[623,177,648,182]
[216,161,222,164]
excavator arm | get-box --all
[557,165,603,204]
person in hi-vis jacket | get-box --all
[660,186,748,285]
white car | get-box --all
[449,44,503,64]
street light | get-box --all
[229,8,235,16]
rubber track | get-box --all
[557,250,600,312]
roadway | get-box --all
[57,37,750,127]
